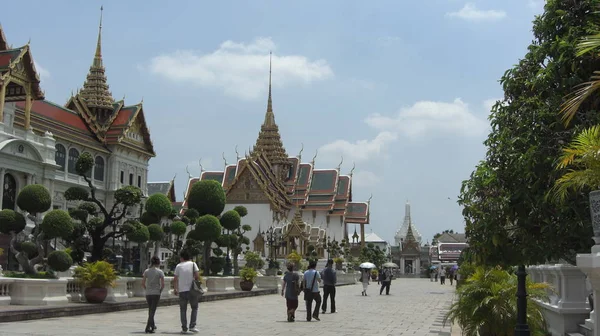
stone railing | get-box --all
[527,264,590,336]
[0,278,14,306]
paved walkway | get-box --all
[0,278,455,336]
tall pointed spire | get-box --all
[253,52,289,175]
[405,201,411,222]
[78,5,115,118]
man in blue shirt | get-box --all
[321,259,337,314]
[303,260,322,321]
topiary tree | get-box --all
[147,223,165,259]
[186,180,226,216]
[144,193,172,260]
[47,250,73,272]
[189,214,222,275]
[64,152,143,261]
[219,209,241,275]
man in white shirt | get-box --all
[174,250,200,334]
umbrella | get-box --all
[359,262,376,269]
[430,265,438,270]
[451,265,459,271]
[382,262,399,268]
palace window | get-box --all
[83,153,92,178]
[129,173,134,185]
[94,156,105,181]
[2,173,16,210]
[137,176,141,188]
[55,144,66,171]
[67,148,80,174]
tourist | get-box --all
[379,267,392,295]
[173,251,200,334]
[435,268,439,282]
[440,267,447,285]
[321,259,337,314]
[449,269,454,285]
[360,268,370,296]
[142,256,165,334]
[303,260,322,321]
[281,262,300,322]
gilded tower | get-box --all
[77,6,115,124]
[252,53,291,181]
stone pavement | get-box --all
[0,278,455,336]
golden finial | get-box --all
[337,156,344,171]
[96,6,103,59]
[235,145,240,161]
[298,143,304,160]
[349,162,356,177]
[222,152,228,167]
[311,149,318,167]
[185,165,192,180]
[122,94,125,101]
[368,194,373,204]
[199,158,205,173]
[71,90,74,97]
[172,173,177,182]
[27,38,31,45]
[266,51,273,121]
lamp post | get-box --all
[265,226,281,270]
[514,264,530,336]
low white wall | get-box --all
[8,278,69,306]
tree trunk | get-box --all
[233,251,240,275]
[139,243,149,274]
[89,234,105,262]
[203,242,211,276]
[153,240,160,258]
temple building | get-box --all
[180,57,372,259]
[391,201,426,276]
[0,9,156,269]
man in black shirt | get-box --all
[321,259,337,314]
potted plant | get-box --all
[239,266,257,291]
[266,259,280,276]
[370,268,379,280]
[333,257,344,271]
[73,261,118,303]
[286,251,302,270]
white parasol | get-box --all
[359,262,376,269]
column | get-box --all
[416,258,421,275]
[360,223,365,248]
[400,257,405,274]
[26,173,32,186]
[24,84,32,130]
[0,82,5,123]
[0,168,5,208]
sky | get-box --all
[3,0,546,245]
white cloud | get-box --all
[352,171,381,187]
[34,62,50,79]
[319,131,398,163]
[144,37,333,100]
[446,3,506,22]
[365,98,488,139]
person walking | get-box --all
[303,260,322,321]
[379,267,392,295]
[449,269,454,285]
[321,259,337,314]
[360,268,370,296]
[142,256,164,334]
[173,251,200,334]
[440,267,447,285]
[281,262,300,322]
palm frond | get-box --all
[560,71,600,126]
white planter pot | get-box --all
[10,278,69,306]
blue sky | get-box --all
[3,0,545,245]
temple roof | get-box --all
[147,180,177,202]
[0,24,8,51]
[395,201,422,244]
[436,232,467,244]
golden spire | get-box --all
[252,52,289,168]
[79,5,114,112]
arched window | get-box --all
[83,152,92,178]
[2,173,16,210]
[94,156,105,181]
[55,144,66,171]
[68,148,80,174]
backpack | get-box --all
[293,274,302,296]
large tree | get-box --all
[65,153,143,261]
[459,0,600,265]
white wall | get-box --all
[223,203,272,251]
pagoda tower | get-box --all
[394,201,422,245]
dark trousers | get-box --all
[449,276,454,285]
[179,291,199,331]
[322,285,336,312]
[145,295,160,330]
[305,292,322,321]
[440,276,446,284]
[379,281,391,295]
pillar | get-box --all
[24,84,32,130]
[0,168,5,208]
[360,223,365,248]
[26,173,32,186]
[416,258,421,275]
[400,257,405,274]
[0,82,5,123]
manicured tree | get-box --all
[47,250,73,272]
[187,180,226,216]
[124,220,150,273]
[147,224,165,259]
[220,209,241,275]
[170,220,187,253]
[144,193,171,259]
[64,152,143,261]
[231,206,250,275]
[189,214,222,275]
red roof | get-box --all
[18,100,89,132]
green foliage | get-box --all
[444,267,550,336]
[125,221,150,243]
[147,224,165,242]
[170,221,187,236]
[233,205,248,217]
[183,208,200,221]
[459,0,600,265]
[239,266,258,282]
[0,209,26,234]
[18,241,38,258]
[244,251,264,270]
[16,184,51,214]
[140,211,159,226]
[194,215,222,242]
[47,250,73,272]
[3,271,56,279]
[358,244,386,268]
[220,210,241,231]
[209,256,226,275]
[286,250,302,265]
[75,152,94,176]
[187,180,226,216]
[73,261,118,288]
[145,193,173,218]
[64,187,89,201]
[114,185,143,207]
[40,210,74,240]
